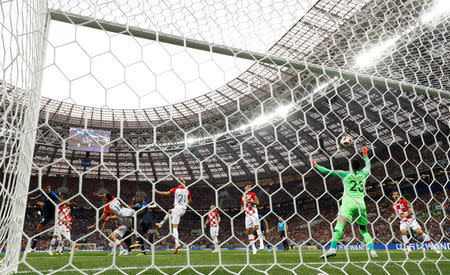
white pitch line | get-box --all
[15,260,450,274]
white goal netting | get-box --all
[1,0,449,274]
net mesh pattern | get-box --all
[0,0,449,274]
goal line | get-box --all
[15,258,450,274]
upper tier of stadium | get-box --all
[1,0,449,181]
[35,0,449,127]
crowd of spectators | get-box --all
[21,139,449,251]
[23,177,448,251]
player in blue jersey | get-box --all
[27,185,64,252]
[257,214,272,252]
[129,195,157,255]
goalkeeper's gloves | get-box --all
[363,146,368,158]
[308,158,317,168]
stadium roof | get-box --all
[3,0,449,182]
[40,0,375,126]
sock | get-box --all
[330,221,345,249]
[124,236,132,252]
[420,233,431,243]
[402,234,410,248]
[49,238,57,252]
[173,228,180,246]
[419,233,436,249]
[248,234,256,249]
[137,235,146,251]
[137,229,147,251]
[111,240,124,251]
[256,229,264,247]
[283,239,289,250]
[160,213,170,226]
[359,228,374,251]
[57,239,64,252]
[212,236,219,250]
[31,236,40,249]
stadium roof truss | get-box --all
[2,0,448,184]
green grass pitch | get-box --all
[10,249,449,274]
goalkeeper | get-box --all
[309,146,377,259]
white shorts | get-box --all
[118,208,134,227]
[54,225,71,240]
[171,206,186,225]
[210,226,219,237]
[400,219,421,232]
[245,213,260,229]
[114,225,129,238]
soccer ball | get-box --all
[340,136,352,147]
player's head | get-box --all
[278,217,282,222]
[105,193,113,201]
[350,157,363,171]
[391,191,400,201]
[244,184,252,192]
[210,204,215,210]
[43,185,52,193]
[178,176,185,186]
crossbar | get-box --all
[49,10,450,100]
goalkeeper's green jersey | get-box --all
[315,156,371,201]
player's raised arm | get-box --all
[308,158,344,178]
[29,194,41,200]
[93,192,106,199]
[154,189,171,196]
[362,146,371,172]
[48,190,64,204]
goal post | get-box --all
[0,1,49,274]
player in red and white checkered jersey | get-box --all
[204,204,221,253]
[155,176,192,254]
[88,193,134,256]
[388,191,440,254]
[241,184,264,254]
[47,203,72,255]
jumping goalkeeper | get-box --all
[309,146,377,259]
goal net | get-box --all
[0,0,449,274]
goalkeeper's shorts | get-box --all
[339,199,369,226]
